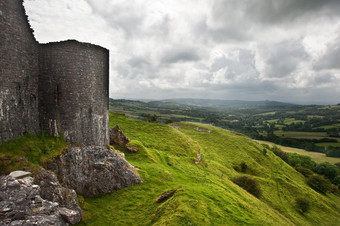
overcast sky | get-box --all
[25,0,340,104]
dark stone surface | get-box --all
[39,40,109,145]
[0,0,110,146]
[0,0,40,144]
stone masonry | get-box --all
[0,0,109,145]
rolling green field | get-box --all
[284,118,306,125]
[79,112,340,225]
[256,140,340,164]
[319,123,340,129]
[274,131,329,139]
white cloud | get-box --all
[24,0,340,104]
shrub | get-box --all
[333,175,340,187]
[165,119,174,124]
[335,162,340,169]
[313,162,340,181]
[325,147,340,157]
[307,175,332,194]
[295,166,313,178]
[233,176,262,198]
[295,197,310,213]
[271,146,289,163]
[330,184,340,195]
[288,153,316,169]
[233,162,248,173]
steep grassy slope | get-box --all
[80,113,340,225]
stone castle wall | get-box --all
[0,0,109,145]
[39,41,109,145]
[0,0,40,142]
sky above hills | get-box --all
[25,0,340,104]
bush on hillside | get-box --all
[313,162,340,181]
[271,146,289,163]
[233,162,248,173]
[326,148,340,157]
[307,175,332,194]
[165,119,174,124]
[233,176,262,198]
[295,165,314,178]
[335,162,340,169]
[333,175,340,187]
[295,197,310,213]
[288,153,316,169]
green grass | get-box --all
[79,112,340,225]
[265,119,279,123]
[284,118,305,125]
[0,132,69,174]
[256,140,340,164]
[316,142,340,148]
[255,111,276,116]
[274,131,328,139]
[319,123,340,129]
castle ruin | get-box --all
[0,0,109,145]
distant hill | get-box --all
[160,98,295,109]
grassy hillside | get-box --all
[80,113,340,225]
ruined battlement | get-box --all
[0,0,109,145]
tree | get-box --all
[288,153,316,169]
[313,162,340,181]
[307,175,332,194]
[295,197,310,213]
[233,176,262,198]
[148,114,158,123]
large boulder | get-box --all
[109,125,130,146]
[48,145,142,197]
[0,171,81,225]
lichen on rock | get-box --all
[47,145,142,197]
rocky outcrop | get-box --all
[48,145,142,197]
[109,125,130,146]
[0,171,81,225]
[125,145,138,153]
[34,168,82,217]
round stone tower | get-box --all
[38,40,109,145]
[0,0,40,143]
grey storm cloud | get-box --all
[212,0,340,25]
[203,0,340,42]
[261,40,309,78]
[315,34,340,70]
[314,73,335,84]
[127,57,150,68]
[24,0,340,104]
[161,48,201,64]
[84,0,146,38]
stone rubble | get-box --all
[0,170,82,225]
